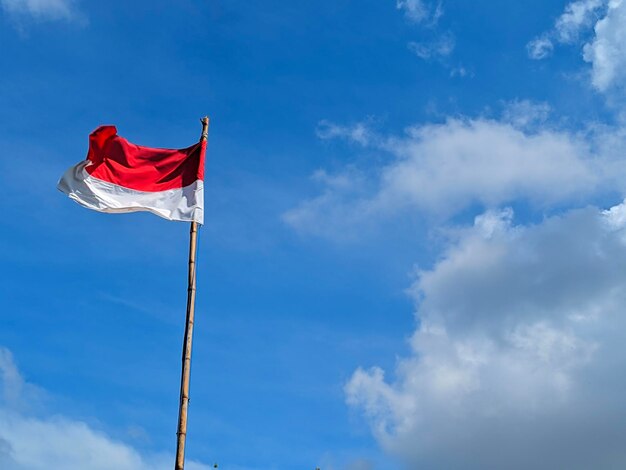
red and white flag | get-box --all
[58,126,205,224]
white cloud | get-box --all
[526,0,626,96]
[285,115,612,238]
[527,0,605,60]
[556,0,605,43]
[396,0,443,25]
[583,0,626,91]
[376,119,596,212]
[316,120,374,146]
[396,1,453,70]
[0,347,212,470]
[1,0,81,22]
[397,0,427,22]
[0,349,25,406]
[526,35,554,59]
[346,203,626,469]
[407,32,455,60]
[501,99,551,130]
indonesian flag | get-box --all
[58,126,205,224]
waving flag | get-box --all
[58,125,205,223]
[58,118,210,470]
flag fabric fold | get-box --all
[58,126,205,223]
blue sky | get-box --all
[3,0,626,469]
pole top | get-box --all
[200,116,210,141]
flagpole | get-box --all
[175,116,209,470]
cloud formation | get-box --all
[346,203,626,469]
[0,348,212,470]
[371,118,594,213]
[284,110,617,238]
[286,2,626,468]
[527,0,605,60]
[583,0,626,91]
[556,0,605,43]
[525,0,626,94]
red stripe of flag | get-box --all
[85,126,205,192]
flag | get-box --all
[58,125,205,224]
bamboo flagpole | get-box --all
[175,116,210,470]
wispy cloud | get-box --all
[527,0,605,59]
[285,111,616,239]
[524,0,626,96]
[395,1,460,73]
[1,0,83,24]
[556,0,605,43]
[501,99,552,130]
[526,35,554,59]
[316,119,375,146]
[396,0,443,25]
[407,32,455,60]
